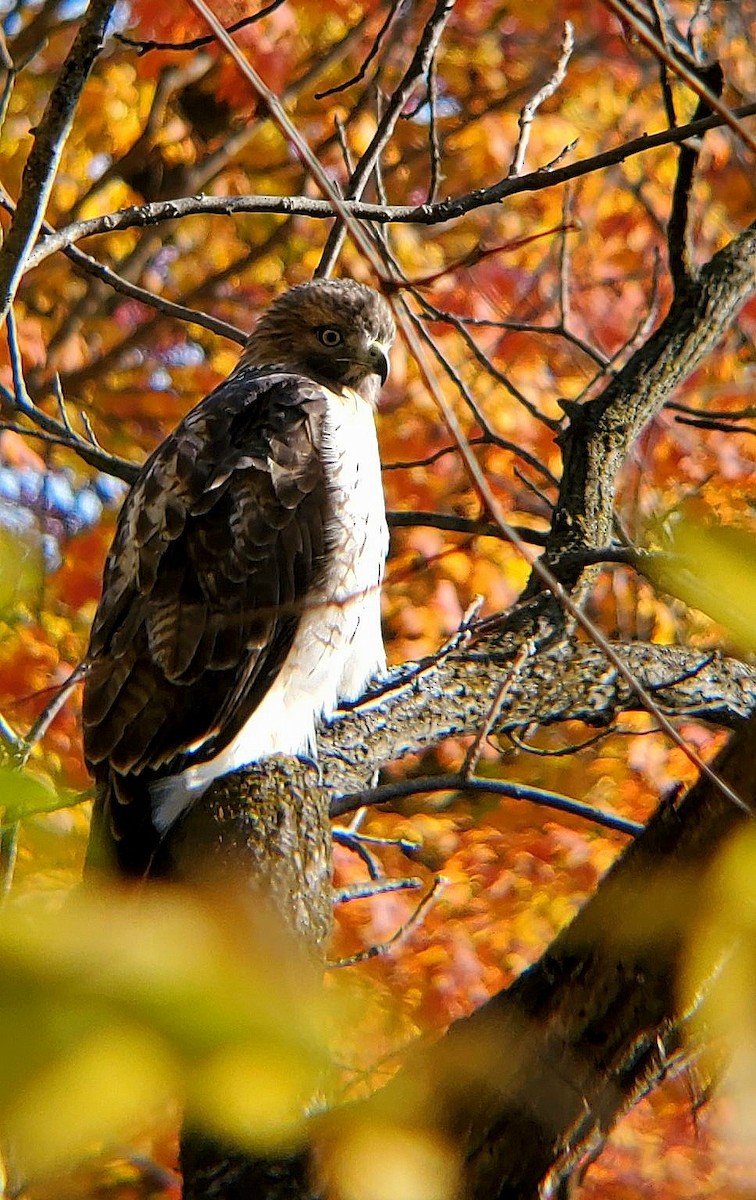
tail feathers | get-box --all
[84,769,164,880]
[148,770,209,833]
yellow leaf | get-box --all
[0,525,43,619]
[0,767,60,822]
[645,520,756,653]
[2,1024,175,1185]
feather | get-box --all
[83,280,394,877]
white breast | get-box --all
[151,387,387,831]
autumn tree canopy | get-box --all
[0,1,755,1198]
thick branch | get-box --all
[164,759,333,953]
[318,627,756,799]
[547,222,756,577]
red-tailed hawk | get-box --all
[83,279,395,877]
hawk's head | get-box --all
[240,279,396,401]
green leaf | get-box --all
[646,520,756,654]
[0,524,44,619]
[0,766,58,822]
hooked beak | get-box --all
[368,341,391,386]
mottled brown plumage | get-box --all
[83,280,395,877]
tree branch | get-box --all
[115,0,286,55]
[546,221,756,577]
[0,0,115,326]
[667,63,724,293]
[193,610,756,823]
[23,104,756,272]
[601,0,756,154]
[315,0,455,276]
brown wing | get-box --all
[83,367,329,875]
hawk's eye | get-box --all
[316,327,343,347]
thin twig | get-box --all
[116,0,286,55]
[425,51,442,204]
[184,0,393,284]
[672,415,755,437]
[328,877,445,967]
[0,182,243,347]
[315,0,402,99]
[668,402,756,421]
[13,665,88,768]
[463,640,536,777]
[316,0,455,277]
[512,465,556,513]
[0,58,15,135]
[333,828,383,879]
[508,725,615,757]
[420,308,609,368]
[557,186,573,328]
[335,877,423,905]
[337,597,486,720]
[3,311,139,484]
[334,115,355,175]
[647,0,678,127]
[413,292,561,435]
[509,21,575,177]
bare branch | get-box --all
[672,413,756,436]
[390,296,750,815]
[332,772,643,837]
[425,51,442,204]
[314,0,402,100]
[386,510,548,546]
[668,401,756,421]
[20,102,756,272]
[548,222,756,575]
[602,0,756,154]
[316,614,756,801]
[3,310,139,484]
[329,877,443,967]
[315,0,455,277]
[183,712,756,1199]
[184,0,392,286]
[413,290,562,433]
[0,0,116,327]
[647,0,678,126]
[509,21,575,178]
[462,638,536,777]
[0,184,246,347]
[667,62,724,292]
[115,0,286,55]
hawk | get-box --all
[83,279,395,877]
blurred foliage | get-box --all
[681,825,756,1194]
[0,525,43,621]
[646,517,756,655]
[0,0,754,1194]
[0,885,330,1189]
